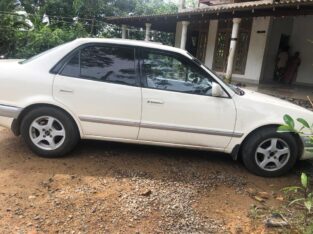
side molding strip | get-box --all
[141,122,243,137]
[79,115,140,127]
[0,104,22,119]
[79,115,244,138]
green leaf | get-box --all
[297,118,310,129]
[277,125,293,132]
[284,115,295,129]
[304,200,312,213]
[301,173,308,189]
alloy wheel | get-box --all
[255,138,290,172]
[29,116,66,151]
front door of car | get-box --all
[53,44,141,139]
[138,49,237,149]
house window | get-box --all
[212,19,252,74]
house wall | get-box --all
[241,17,271,83]
[204,17,270,84]
[174,16,313,86]
[290,16,313,86]
[261,17,294,82]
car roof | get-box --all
[74,38,189,56]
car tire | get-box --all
[241,126,299,177]
[20,106,79,158]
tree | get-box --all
[0,0,20,57]
[0,0,178,58]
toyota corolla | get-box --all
[0,38,312,177]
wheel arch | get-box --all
[233,124,303,161]
[11,103,83,137]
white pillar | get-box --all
[225,18,241,81]
[180,21,189,50]
[179,0,185,11]
[121,24,127,39]
[145,23,152,41]
[175,22,183,48]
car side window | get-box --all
[61,51,80,77]
[60,45,137,86]
[141,50,213,95]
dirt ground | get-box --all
[0,126,312,234]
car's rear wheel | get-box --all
[241,126,299,177]
[20,106,79,157]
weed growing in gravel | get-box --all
[283,173,313,226]
[278,99,313,231]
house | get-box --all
[105,0,313,87]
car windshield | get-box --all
[19,42,70,64]
[188,53,245,96]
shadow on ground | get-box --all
[0,129,311,184]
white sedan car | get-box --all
[0,38,312,177]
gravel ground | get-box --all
[0,126,312,233]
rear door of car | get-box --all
[137,48,237,149]
[53,43,141,139]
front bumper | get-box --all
[300,135,313,160]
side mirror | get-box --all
[212,82,225,97]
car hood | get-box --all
[233,88,313,134]
[241,88,311,113]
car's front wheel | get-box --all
[20,106,79,157]
[241,126,299,177]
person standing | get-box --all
[283,52,301,85]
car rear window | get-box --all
[60,45,137,86]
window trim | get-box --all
[138,47,231,98]
[51,43,140,87]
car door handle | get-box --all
[147,99,164,104]
[59,89,73,93]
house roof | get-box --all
[104,0,313,32]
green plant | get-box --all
[283,173,313,225]
[278,114,312,134]
[278,114,313,153]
